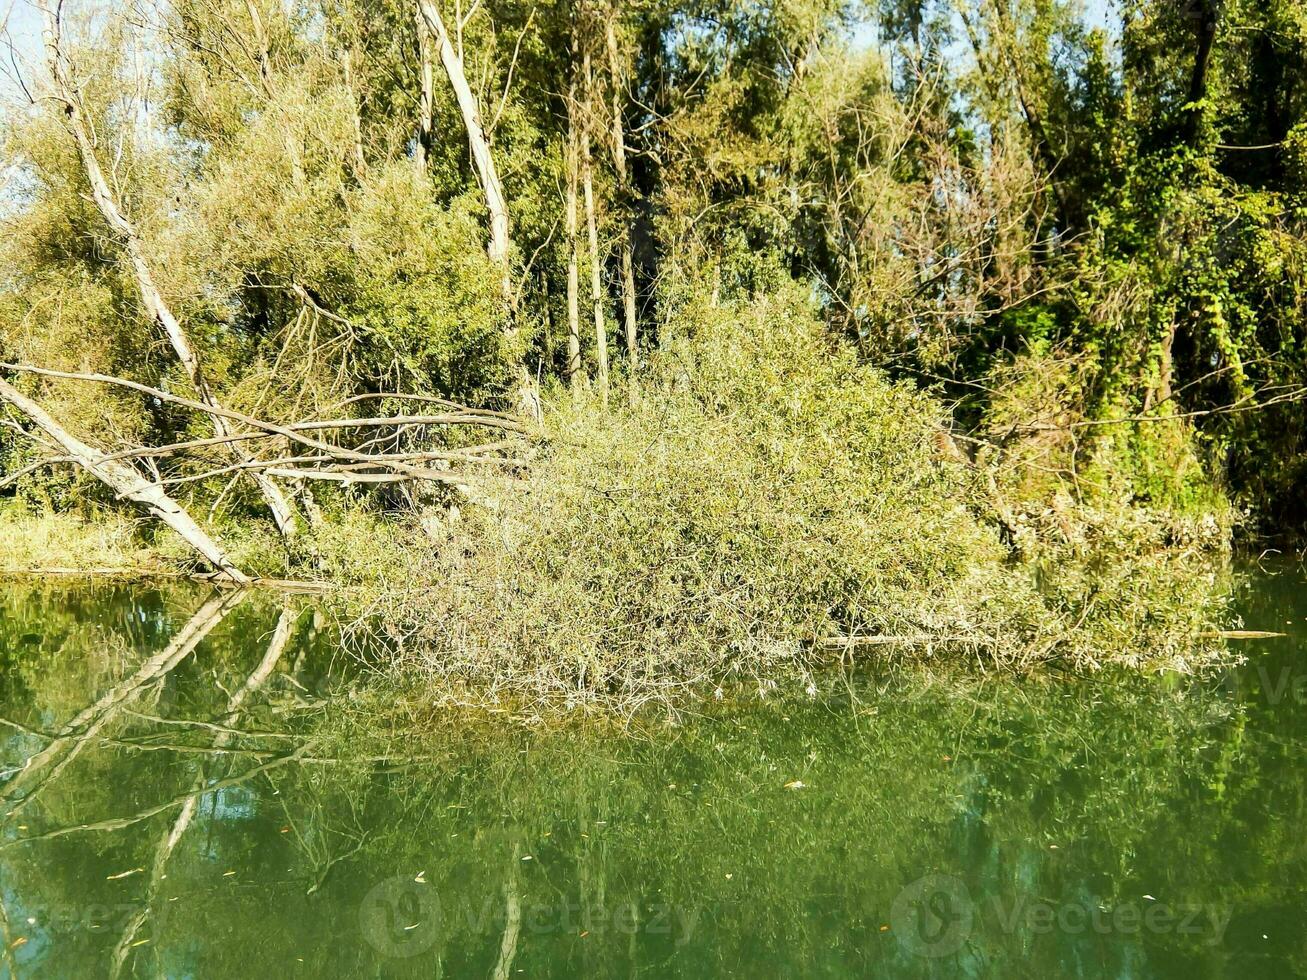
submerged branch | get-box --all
[0,748,312,850]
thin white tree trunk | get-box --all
[42,11,299,541]
[606,17,638,369]
[581,51,608,401]
[341,53,367,177]
[565,78,582,385]
[415,0,540,421]
[0,378,249,583]
[243,0,271,80]
[618,234,637,366]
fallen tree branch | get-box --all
[0,454,78,489]
[263,466,492,485]
[0,364,524,498]
[0,363,528,436]
[291,412,528,435]
[818,633,997,650]
[0,378,249,583]
[330,391,525,422]
[119,444,528,495]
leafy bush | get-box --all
[377,287,1231,702]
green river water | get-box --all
[0,564,1304,978]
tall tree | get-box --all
[42,6,300,541]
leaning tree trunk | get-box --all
[0,378,249,583]
[42,11,300,541]
[415,0,540,420]
[415,0,512,295]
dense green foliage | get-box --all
[377,288,1228,696]
[2,0,1303,522]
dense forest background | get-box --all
[0,0,1304,550]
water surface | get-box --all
[0,567,1304,978]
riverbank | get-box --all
[0,293,1238,707]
